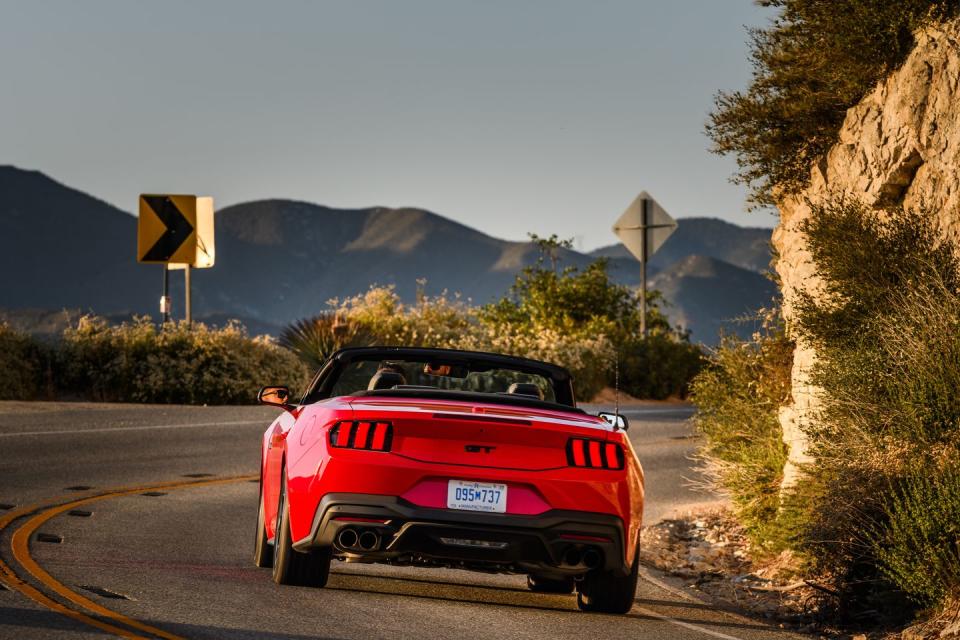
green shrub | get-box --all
[871,462,960,608]
[283,236,704,402]
[690,311,795,553]
[789,200,960,616]
[708,0,955,206]
[323,284,618,401]
[456,321,616,402]
[58,316,309,404]
[480,234,700,400]
[330,283,474,350]
[620,333,705,400]
[0,323,45,400]
[280,312,374,371]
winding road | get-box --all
[0,401,804,639]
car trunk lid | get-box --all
[348,397,611,470]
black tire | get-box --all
[576,547,639,614]
[527,574,575,594]
[271,469,332,587]
[253,483,273,568]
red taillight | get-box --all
[329,421,393,452]
[566,438,624,470]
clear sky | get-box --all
[1,0,775,251]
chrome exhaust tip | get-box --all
[337,527,359,549]
[357,530,380,551]
[582,548,602,570]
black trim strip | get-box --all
[432,413,532,426]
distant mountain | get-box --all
[592,217,773,273]
[188,199,598,324]
[0,166,776,344]
[0,166,155,315]
[650,255,778,341]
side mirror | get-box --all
[598,411,629,431]
[258,386,294,411]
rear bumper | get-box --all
[292,492,629,577]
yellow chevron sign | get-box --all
[137,195,215,268]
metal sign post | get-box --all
[612,192,677,338]
[160,265,171,323]
[184,264,192,325]
[640,199,648,336]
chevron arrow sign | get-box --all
[137,194,215,267]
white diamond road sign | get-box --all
[611,191,677,263]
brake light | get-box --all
[566,438,624,470]
[329,421,393,452]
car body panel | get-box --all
[260,351,645,575]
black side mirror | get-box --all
[598,411,629,431]
[258,386,295,412]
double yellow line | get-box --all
[0,475,254,639]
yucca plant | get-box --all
[279,312,373,371]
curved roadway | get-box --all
[0,401,804,640]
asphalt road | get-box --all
[0,401,803,640]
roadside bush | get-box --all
[620,333,705,400]
[58,316,309,404]
[871,462,960,608]
[481,235,702,400]
[280,311,374,371]
[281,236,704,402]
[791,200,960,616]
[690,311,795,554]
[457,322,616,402]
[320,284,617,401]
[330,283,473,349]
[0,323,45,400]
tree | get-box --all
[481,234,672,340]
[707,0,954,207]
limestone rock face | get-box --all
[774,20,960,485]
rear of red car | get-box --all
[256,347,645,614]
[286,397,642,574]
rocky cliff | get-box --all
[773,19,960,485]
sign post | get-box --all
[612,192,677,337]
[138,194,216,325]
[160,266,171,323]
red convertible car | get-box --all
[253,347,644,613]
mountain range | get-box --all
[0,165,776,343]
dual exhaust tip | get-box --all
[336,527,380,552]
[562,546,602,570]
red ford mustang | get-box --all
[253,347,644,613]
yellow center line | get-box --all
[2,475,255,639]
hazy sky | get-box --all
[2,1,774,251]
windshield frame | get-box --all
[300,346,579,411]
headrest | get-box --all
[507,382,544,400]
[368,370,407,391]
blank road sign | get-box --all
[612,191,677,263]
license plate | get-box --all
[446,480,507,513]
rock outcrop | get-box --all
[773,20,960,485]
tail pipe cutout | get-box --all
[336,527,381,552]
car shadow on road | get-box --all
[324,572,794,634]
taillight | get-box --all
[329,421,393,452]
[566,438,624,470]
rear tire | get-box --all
[576,546,639,614]
[271,469,331,587]
[253,484,273,568]
[527,575,575,594]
